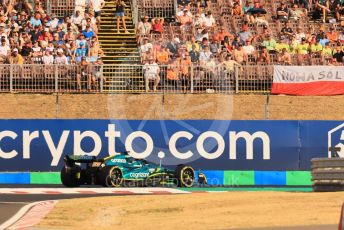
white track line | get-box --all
[0,201,41,230]
[8,201,58,230]
[0,187,190,194]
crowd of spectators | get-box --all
[137,0,344,90]
[0,0,104,67]
[0,0,107,90]
[3,0,344,91]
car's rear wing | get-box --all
[64,155,104,164]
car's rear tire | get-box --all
[60,165,81,187]
[175,165,195,187]
[101,166,123,187]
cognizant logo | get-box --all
[130,172,149,178]
[0,124,271,166]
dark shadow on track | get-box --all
[0,194,141,203]
[0,194,139,226]
[0,203,28,225]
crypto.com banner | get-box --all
[0,120,341,171]
[272,65,344,95]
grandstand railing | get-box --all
[237,65,273,94]
[103,64,236,94]
[0,64,272,94]
[0,64,103,93]
[45,0,75,18]
[136,0,176,23]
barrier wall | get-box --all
[0,119,342,185]
[0,171,312,186]
[3,94,344,120]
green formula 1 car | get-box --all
[61,152,199,188]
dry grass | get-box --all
[37,191,344,230]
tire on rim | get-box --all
[60,165,81,187]
[101,166,123,187]
[175,165,195,187]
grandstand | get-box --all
[0,0,343,93]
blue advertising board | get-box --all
[0,120,342,172]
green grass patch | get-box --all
[30,172,61,184]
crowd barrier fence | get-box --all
[0,64,274,94]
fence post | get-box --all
[132,0,139,27]
[190,64,194,93]
[100,65,104,93]
[54,65,58,93]
[45,0,51,16]
[235,64,239,93]
[145,75,148,93]
[9,65,13,92]
[174,0,178,14]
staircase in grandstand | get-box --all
[99,0,144,92]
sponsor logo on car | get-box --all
[111,158,127,163]
[130,172,149,178]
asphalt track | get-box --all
[0,193,130,228]
[0,202,29,226]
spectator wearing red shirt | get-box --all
[151,17,164,35]
[38,28,53,42]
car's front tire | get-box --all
[175,165,195,187]
[60,165,81,187]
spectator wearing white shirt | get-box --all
[140,38,153,53]
[42,50,55,78]
[55,49,69,65]
[42,50,54,64]
[136,15,152,43]
[0,39,10,61]
[90,0,105,25]
[50,18,59,29]
[201,11,216,30]
[71,10,84,26]
[137,16,152,40]
[176,6,192,17]
[199,45,212,65]
[243,40,256,56]
[143,58,160,91]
